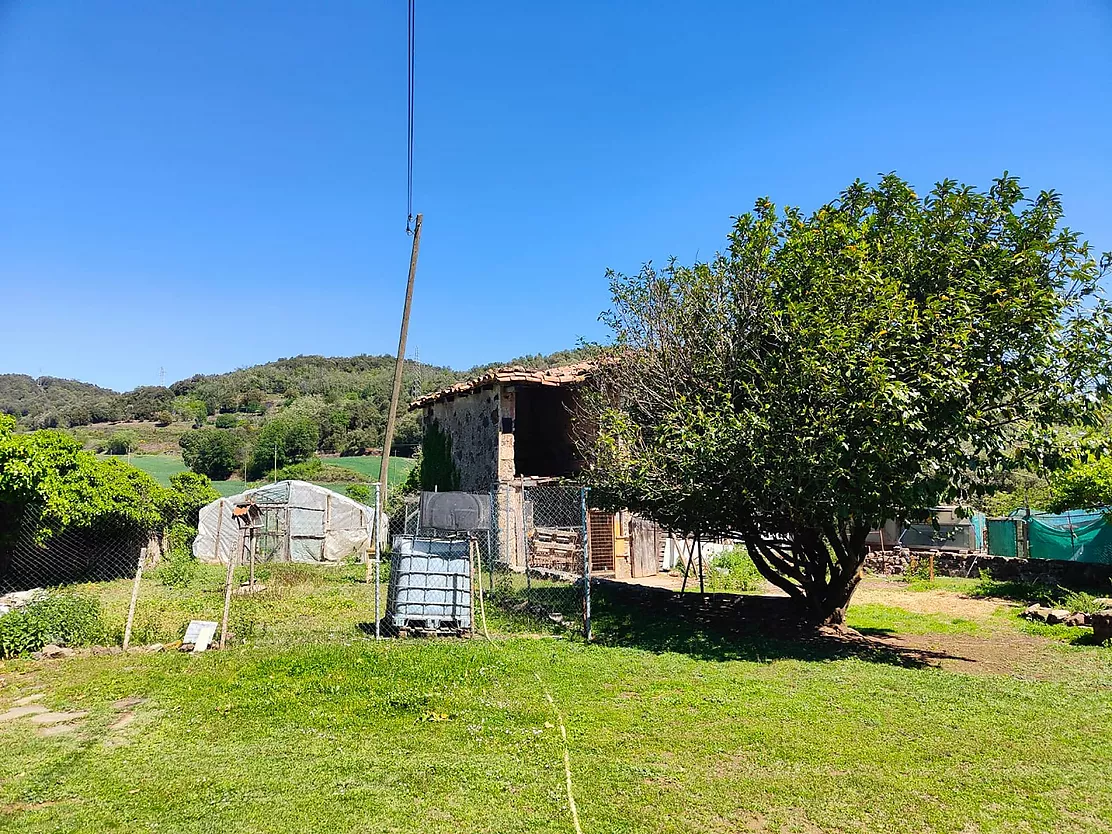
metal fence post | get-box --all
[375,483,381,641]
[488,486,496,592]
[581,486,591,641]
[521,483,532,594]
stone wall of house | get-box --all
[865,549,1112,588]
[423,386,500,492]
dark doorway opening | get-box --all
[513,386,581,478]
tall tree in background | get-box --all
[586,175,1112,625]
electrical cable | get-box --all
[406,0,415,233]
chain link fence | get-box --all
[489,481,590,638]
[1,504,153,595]
[381,483,590,639]
[2,482,591,656]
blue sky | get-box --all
[1,0,1110,392]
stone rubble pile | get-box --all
[1022,600,1112,640]
[0,588,48,615]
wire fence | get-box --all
[1,504,153,595]
[381,483,590,639]
[490,481,590,638]
[2,483,591,653]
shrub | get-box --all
[250,416,319,479]
[271,458,364,483]
[1058,589,1105,615]
[157,521,199,588]
[346,483,373,505]
[167,471,219,526]
[213,413,239,429]
[703,546,763,593]
[180,427,243,480]
[102,430,139,455]
[0,593,106,658]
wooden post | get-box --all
[471,537,488,639]
[378,213,423,508]
[929,551,935,583]
[679,537,693,593]
[122,547,147,650]
[697,534,705,595]
[220,529,242,650]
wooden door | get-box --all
[630,516,660,578]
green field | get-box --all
[323,454,416,485]
[2,571,1111,833]
[120,454,415,497]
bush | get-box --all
[346,483,373,505]
[1058,589,1106,615]
[180,427,243,480]
[271,457,365,483]
[703,546,763,593]
[0,593,107,658]
[102,430,139,455]
[250,416,319,479]
[157,522,199,588]
[167,471,219,526]
[213,413,239,429]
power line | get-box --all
[406,0,416,232]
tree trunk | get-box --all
[745,521,869,628]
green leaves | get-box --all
[0,420,170,541]
[586,174,1112,616]
[180,426,243,480]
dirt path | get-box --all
[852,577,1011,621]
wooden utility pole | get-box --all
[379,213,423,507]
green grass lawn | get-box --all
[324,455,416,485]
[122,454,416,496]
[2,570,1111,833]
[119,453,190,484]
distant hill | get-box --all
[0,374,121,428]
[1,349,592,453]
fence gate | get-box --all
[486,482,591,639]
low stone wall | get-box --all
[865,549,1112,588]
[591,577,799,634]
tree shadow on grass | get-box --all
[588,582,973,670]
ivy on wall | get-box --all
[418,420,460,492]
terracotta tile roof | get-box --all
[410,361,593,410]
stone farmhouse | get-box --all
[409,362,662,579]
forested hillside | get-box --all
[0,374,120,428]
[0,349,591,465]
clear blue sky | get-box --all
[1,0,1110,392]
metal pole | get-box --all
[375,484,381,640]
[273,442,278,484]
[697,534,705,595]
[488,487,496,592]
[379,213,423,508]
[521,483,531,593]
[680,536,693,593]
[581,487,591,641]
[365,482,379,584]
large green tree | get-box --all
[250,415,319,479]
[179,427,243,480]
[587,175,1112,625]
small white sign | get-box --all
[183,620,218,653]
